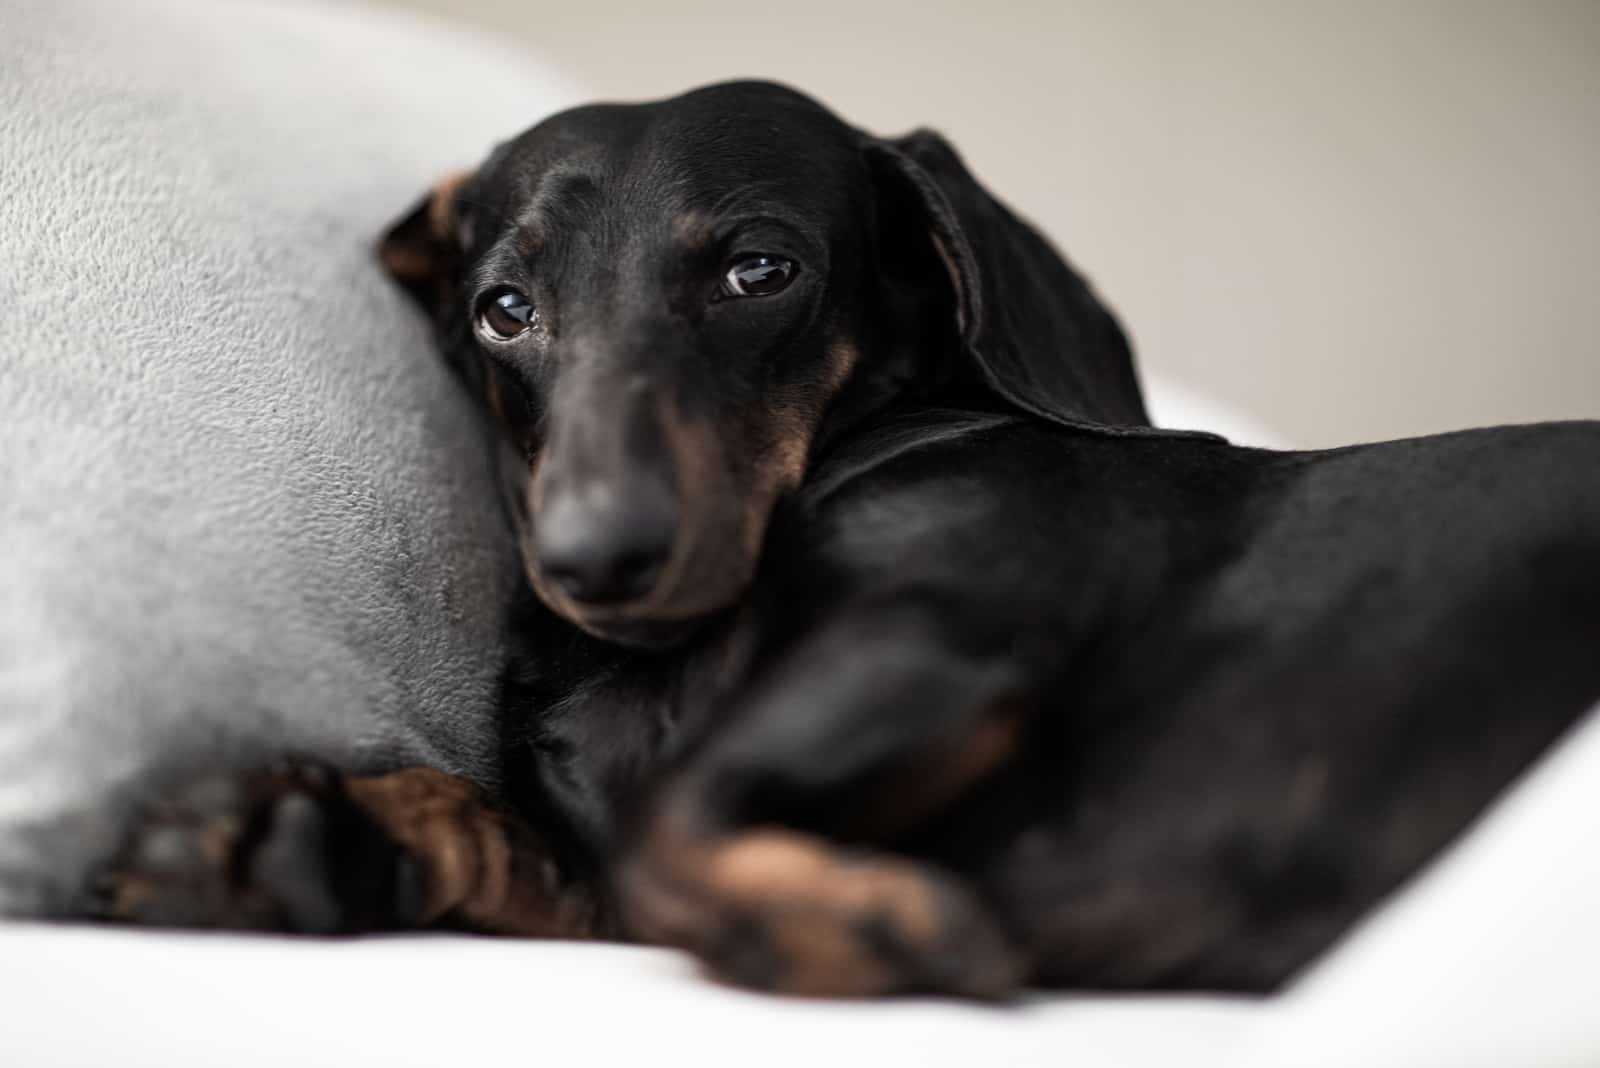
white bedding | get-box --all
[4,703,1595,1067]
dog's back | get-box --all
[773,412,1600,989]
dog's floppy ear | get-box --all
[865,130,1212,439]
[377,170,475,316]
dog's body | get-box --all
[97,81,1600,999]
[513,406,1600,994]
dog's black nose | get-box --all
[535,483,678,606]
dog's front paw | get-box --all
[91,761,426,934]
[621,825,1025,998]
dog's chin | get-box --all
[570,614,708,652]
[524,568,724,651]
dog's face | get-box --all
[382,81,1164,646]
[388,84,882,645]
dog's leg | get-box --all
[620,599,1031,998]
[344,767,600,937]
[93,763,598,939]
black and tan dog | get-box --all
[99,82,1600,999]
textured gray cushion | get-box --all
[0,0,576,914]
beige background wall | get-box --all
[379,0,1599,447]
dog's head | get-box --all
[381,81,1179,647]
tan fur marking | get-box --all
[824,337,861,394]
[524,337,861,633]
[426,171,471,243]
[649,393,732,612]
[672,210,714,248]
[625,825,1021,997]
[379,244,442,281]
[849,698,1027,840]
[708,833,940,939]
[736,338,860,556]
[347,768,596,938]
[102,875,153,917]
[378,169,477,320]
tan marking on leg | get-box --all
[346,768,597,939]
[849,697,1027,840]
[100,874,154,918]
[624,821,1022,998]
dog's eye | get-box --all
[478,289,538,341]
[719,255,796,299]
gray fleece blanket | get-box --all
[0,0,576,914]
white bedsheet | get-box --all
[4,703,1594,1068]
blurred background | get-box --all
[378,0,1598,448]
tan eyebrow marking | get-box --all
[672,210,714,249]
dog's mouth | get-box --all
[572,615,709,651]
[521,540,747,652]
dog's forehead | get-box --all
[491,83,862,222]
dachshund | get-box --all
[94,82,1600,1001]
